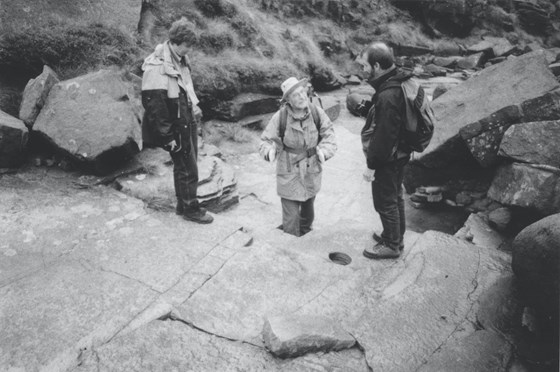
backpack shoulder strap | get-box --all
[310,104,323,142]
[279,106,288,143]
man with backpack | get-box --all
[260,77,337,237]
[356,42,414,259]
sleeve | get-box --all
[316,107,337,160]
[141,89,175,146]
[259,111,282,161]
[366,90,405,169]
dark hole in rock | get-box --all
[329,252,352,265]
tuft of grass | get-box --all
[0,20,142,80]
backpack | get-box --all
[278,103,322,144]
[400,78,435,153]
[361,78,435,157]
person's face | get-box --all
[172,41,189,57]
[287,85,308,110]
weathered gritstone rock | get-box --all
[115,153,239,213]
[207,92,280,122]
[488,163,560,216]
[262,314,356,358]
[405,51,560,191]
[18,65,60,128]
[512,213,560,317]
[417,330,512,372]
[476,274,522,338]
[74,320,369,371]
[171,223,509,371]
[33,69,143,174]
[0,109,28,168]
[460,92,560,168]
[467,36,516,58]
[498,120,560,168]
[454,212,509,250]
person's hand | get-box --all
[164,140,178,152]
[317,149,325,164]
[193,105,203,122]
[363,168,375,182]
[268,148,276,162]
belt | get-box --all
[284,146,317,163]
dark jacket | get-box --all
[366,67,412,170]
[141,42,198,147]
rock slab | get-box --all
[18,65,59,127]
[488,163,560,216]
[263,314,356,358]
[498,120,560,168]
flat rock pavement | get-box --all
[1,103,513,371]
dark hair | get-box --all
[169,17,196,45]
[362,42,394,70]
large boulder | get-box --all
[205,93,280,122]
[511,213,560,323]
[404,51,560,192]
[498,120,560,168]
[429,51,559,157]
[467,36,516,58]
[459,91,560,167]
[18,65,59,128]
[0,110,28,168]
[33,69,143,174]
[488,163,560,217]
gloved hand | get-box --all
[317,149,325,164]
[268,148,276,162]
[363,168,375,182]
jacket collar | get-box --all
[368,65,397,91]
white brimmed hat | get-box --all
[281,77,308,101]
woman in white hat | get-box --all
[260,77,337,237]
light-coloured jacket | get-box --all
[260,104,336,201]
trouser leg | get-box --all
[372,163,401,250]
[396,161,406,248]
[299,196,315,235]
[171,124,199,212]
[281,198,301,237]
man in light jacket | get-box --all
[260,77,337,237]
[141,18,213,224]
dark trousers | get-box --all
[170,122,199,211]
[371,158,408,250]
[281,197,315,237]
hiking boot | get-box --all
[372,232,404,252]
[182,209,213,224]
[177,202,206,216]
[363,242,401,259]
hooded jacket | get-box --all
[366,67,412,170]
[260,104,337,202]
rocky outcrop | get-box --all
[0,110,28,168]
[114,148,238,213]
[404,51,560,193]
[512,213,560,323]
[459,91,560,167]
[498,120,560,168]
[487,163,560,217]
[33,70,143,174]
[18,66,59,128]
